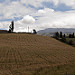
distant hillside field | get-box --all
[0,34,75,75]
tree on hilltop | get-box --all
[33,29,37,34]
[60,31,62,38]
[54,32,59,39]
[8,21,14,33]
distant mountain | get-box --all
[38,28,75,36]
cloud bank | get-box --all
[0,0,75,32]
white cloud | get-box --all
[0,21,10,30]
[0,1,35,19]
[33,8,75,31]
[38,10,46,14]
[20,0,43,8]
[50,0,59,6]
[50,0,75,8]
[60,0,75,7]
[1,7,75,32]
[20,0,75,9]
[21,15,35,24]
[14,15,35,32]
[38,8,54,14]
[0,0,75,32]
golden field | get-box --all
[0,33,75,75]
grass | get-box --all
[66,38,75,46]
[0,33,75,75]
[35,63,75,75]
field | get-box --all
[0,33,75,75]
[66,38,75,47]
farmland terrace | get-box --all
[0,33,75,75]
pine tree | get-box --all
[54,32,59,39]
[8,21,14,33]
[72,32,74,38]
[64,34,65,38]
[60,31,62,38]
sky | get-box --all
[0,0,75,32]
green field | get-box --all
[66,38,75,47]
[0,33,75,75]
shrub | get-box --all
[61,37,66,43]
[69,40,73,45]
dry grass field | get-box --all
[0,33,75,75]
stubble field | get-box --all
[0,33,75,75]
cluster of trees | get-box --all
[69,33,74,38]
[54,31,75,39]
[54,32,64,39]
[54,31,75,46]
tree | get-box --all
[54,32,59,39]
[64,34,65,38]
[8,21,14,33]
[60,31,62,38]
[69,40,73,45]
[72,32,74,38]
[61,37,66,42]
[11,21,14,32]
[69,34,72,38]
[33,29,37,34]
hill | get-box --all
[0,33,75,75]
[38,28,75,36]
[0,30,8,33]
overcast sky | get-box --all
[0,0,75,32]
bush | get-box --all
[33,29,37,34]
[69,40,73,45]
[61,37,66,43]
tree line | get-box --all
[53,31,75,46]
[54,32,75,39]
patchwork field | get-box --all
[0,33,75,75]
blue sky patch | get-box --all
[54,3,73,11]
[42,1,74,12]
[0,19,13,22]
[0,0,5,3]
[42,1,54,9]
[0,17,22,22]
[27,4,44,10]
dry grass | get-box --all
[0,33,75,75]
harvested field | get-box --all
[0,33,75,75]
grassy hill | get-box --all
[0,33,75,75]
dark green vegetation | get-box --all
[66,38,75,47]
[53,32,75,47]
[0,33,75,75]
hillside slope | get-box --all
[0,34,75,75]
